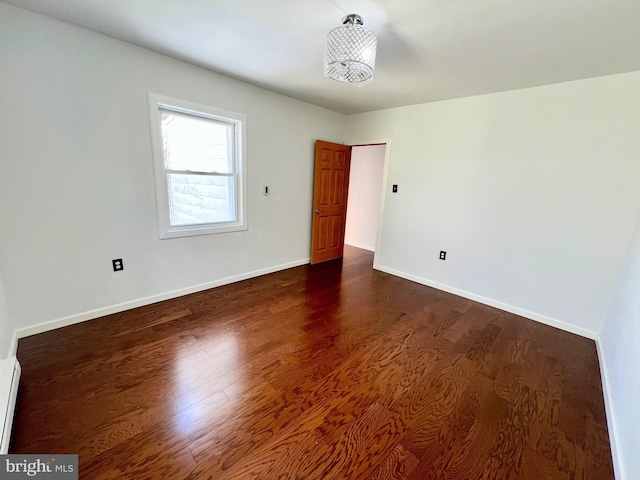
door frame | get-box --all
[343,138,392,271]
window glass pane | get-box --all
[167,174,236,226]
[160,109,234,174]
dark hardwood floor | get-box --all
[11,246,613,479]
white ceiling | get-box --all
[4,0,640,114]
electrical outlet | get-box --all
[439,251,446,260]
[112,259,124,271]
[392,184,398,193]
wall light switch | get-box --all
[392,184,398,193]
[263,185,269,196]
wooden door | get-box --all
[311,140,352,264]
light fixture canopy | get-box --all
[324,13,377,87]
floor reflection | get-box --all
[172,333,240,434]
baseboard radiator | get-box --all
[0,356,21,454]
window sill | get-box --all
[159,222,247,239]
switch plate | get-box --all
[263,185,269,196]
[439,251,446,260]
[112,259,124,271]
[392,184,398,193]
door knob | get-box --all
[315,209,322,213]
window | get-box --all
[148,93,247,238]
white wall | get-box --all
[344,145,385,251]
[0,3,345,335]
[600,211,640,480]
[346,72,640,335]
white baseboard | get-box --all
[595,337,624,480]
[0,356,20,454]
[374,264,599,340]
[14,258,310,341]
[345,241,375,252]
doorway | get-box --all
[344,144,386,254]
[309,140,388,266]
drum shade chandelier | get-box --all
[324,14,377,86]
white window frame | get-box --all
[147,93,247,239]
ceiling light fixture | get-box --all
[324,14,377,87]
